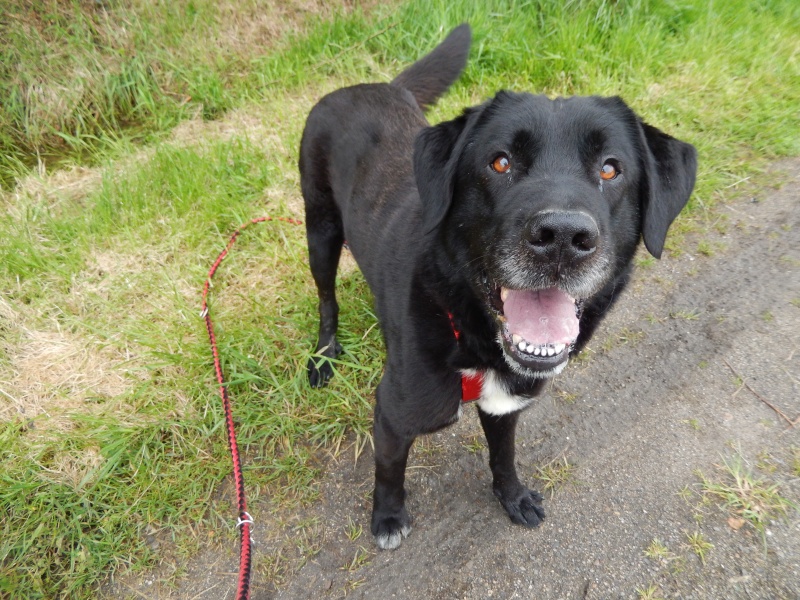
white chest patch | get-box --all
[473,370,535,416]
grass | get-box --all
[636,584,666,600]
[696,454,797,538]
[643,539,673,562]
[684,530,714,565]
[342,547,373,572]
[535,456,578,494]
[1,0,799,597]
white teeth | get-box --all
[500,287,509,302]
[510,335,572,357]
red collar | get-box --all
[447,312,484,402]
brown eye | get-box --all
[491,154,511,173]
[600,161,619,180]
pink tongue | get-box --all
[503,288,579,345]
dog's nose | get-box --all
[526,212,599,262]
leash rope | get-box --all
[200,215,303,600]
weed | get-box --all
[668,555,688,576]
[553,387,579,404]
[636,584,665,600]
[635,255,656,269]
[413,437,443,459]
[682,418,702,431]
[342,547,372,572]
[697,240,715,256]
[570,347,595,365]
[600,327,645,353]
[644,313,666,324]
[294,518,324,567]
[761,310,774,322]
[685,530,714,565]
[347,578,367,591]
[461,434,487,454]
[697,455,797,536]
[258,547,290,588]
[345,517,363,542]
[670,309,701,321]
[677,485,694,502]
[779,255,800,267]
[535,457,577,494]
[643,539,672,562]
[756,451,777,473]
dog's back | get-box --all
[300,26,471,388]
[299,25,471,275]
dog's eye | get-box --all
[491,154,511,174]
[600,160,620,181]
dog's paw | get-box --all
[307,342,343,388]
[494,487,546,528]
[307,357,334,388]
[372,512,412,550]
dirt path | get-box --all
[113,160,799,599]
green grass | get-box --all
[685,530,714,565]
[1,0,800,597]
[535,456,578,494]
[696,454,797,538]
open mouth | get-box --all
[486,279,582,374]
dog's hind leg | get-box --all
[478,408,546,528]
[303,177,344,388]
[371,398,414,550]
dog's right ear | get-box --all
[413,108,475,233]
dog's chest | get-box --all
[463,369,535,416]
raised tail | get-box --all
[390,24,471,112]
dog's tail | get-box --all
[390,24,471,112]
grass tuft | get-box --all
[535,456,577,494]
[696,455,797,537]
[685,530,714,565]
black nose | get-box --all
[526,211,599,262]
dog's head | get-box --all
[414,91,697,378]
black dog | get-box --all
[299,24,696,549]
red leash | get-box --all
[201,216,481,596]
[200,216,302,600]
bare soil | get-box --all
[109,160,800,599]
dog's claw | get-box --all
[372,511,412,550]
[495,487,546,528]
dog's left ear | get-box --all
[638,121,697,258]
[414,107,477,233]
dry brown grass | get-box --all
[2,327,130,428]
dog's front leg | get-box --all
[371,402,414,550]
[478,408,545,528]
